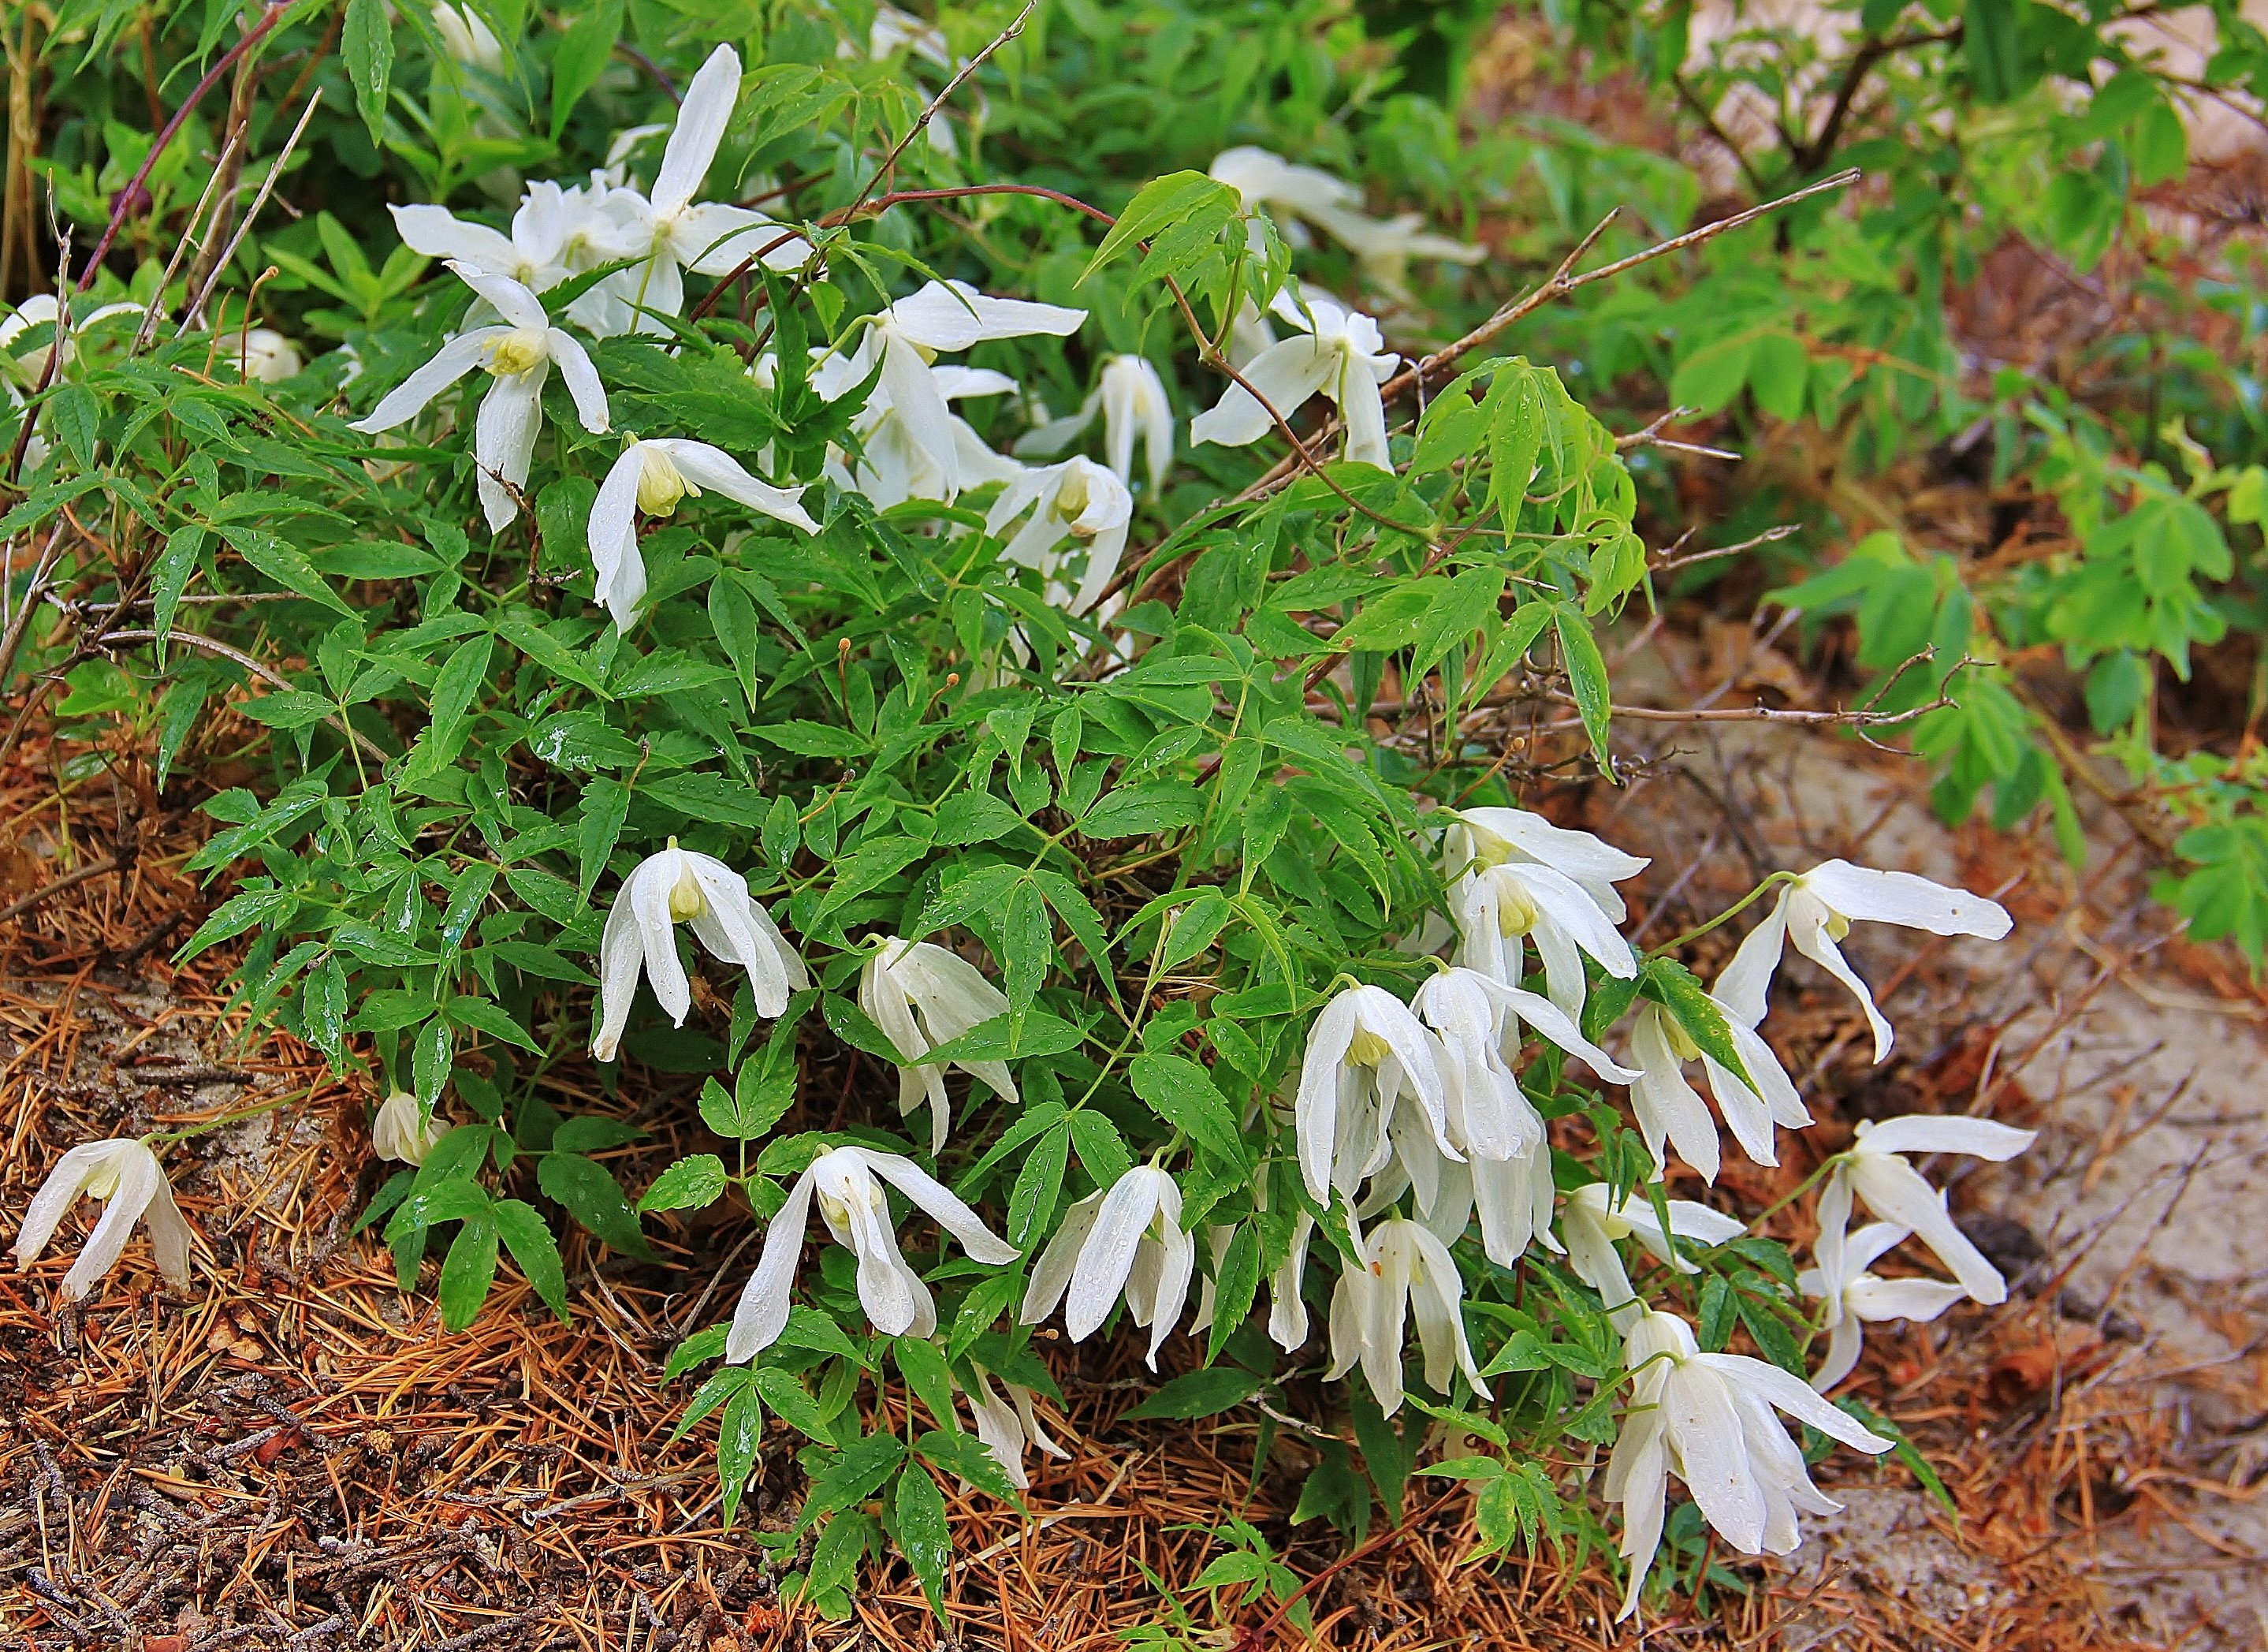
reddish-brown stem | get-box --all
[73,1,289,290]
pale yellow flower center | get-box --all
[1052,468,1095,536]
[84,1158,122,1199]
[665,839,706,922]
[1663,1014,1702,1064]
[637,446,694,516]
[486,329,549,377]
[1823,908,1851,943]
[1345,1026,1391,1068]
[1495,878,1540,938]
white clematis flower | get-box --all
[986,455,1132,615]
[1190,288,1399,470]
[236,328,303,382]
[1624,998,1809,1184]
[372,1091,447,1165]
[829,279,1086,498]
[1443,806,1647,1020]
[1815,1114,2036,1308]
[1800,1221,1968,1392]
[13,1138,193,1301]
[1208,147,1481,298]
[1414,967,1635,1266]
[587,437,817,628]
[430,2,506,72]
[592,841,806,1062]
[821,360,1022,509]
[1021,1166,1194,1368]
[728,1146,1019,1359]
[387,181,598,297]
[858,938,1019,1155]
[1607,1310,1894,1620]
[1717,860,2013,1061]
[1325,1217,1490,1417]
[959,1363,1068,1490]
[587,45,814,333]
[1561,1182,1743,1331]
[1015,354,1175,494]
[1294,983,1456,1206]
[348,261,609,531]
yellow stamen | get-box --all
[636,445,693,516]
[1345,1026,1391,1067]
[665,838,706,922]
[1495,880,1540,938]
[84,1158,121,1199]
[486,329,548,376]
[1663,1015,1702,1064]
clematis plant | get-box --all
[1801,1221,1968,1391]
[1015,353,1176,494]
[592,843,806,1062]
[372,1092,446,1166]
[1021,1165,1194,1367]
[1190,287,1398,470]
[1814,1113,2038,1307]
[1718,860,2013,1061]
[858,937,1019,1154]
[985,455,1133,616]
[13,1139,193,1301]
[1608,1311,1894,1620]
[1325,1217,1491,1417]
[727,1146,1018,1360]
[1294,982,1455,1206]
[587,436,817,628]
[348,261,610,531]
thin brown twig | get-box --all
[0,854,121,927]
[96,627,389,764]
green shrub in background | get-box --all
[1,0,2250,1628]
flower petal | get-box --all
[1801,860,2013,940]
[1063,1169,1160,1341]
[545,328,611,434]
[446,261,549,331]
[474,368,546,531]
[651,43,741,218]
[1856,1115,2035,1162]
[348,329,501,434]
[11,1141,113,1268]
[587,444,647,628]
[657,438,817,532]
[1189,336,1335,449]
[1713,893,1791,1028]
[864,1150,1020,1264]
[390,204,516,269]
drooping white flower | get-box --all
[1815,1114,2036,1308]
[1190,1193,1317,1352]
[986,456,1132,615]
[1293,983,1455,1206]
[235,327,303,382]
[1190,288,1398,471]
[1311,207,1484,296]
[821,361,1023,509]
[1324,1217,1490,1417]
[1211,146,1366,224]
[587,437,816,628]
[1021,1165,1194,1368]
[1560,1182,1743,1331]
[1624,998,1810,1184]
[592,841,806,1062]
[388,181,598,297]
[827,280,1086,498]
[1,293,142,386]
[1609,1312,1893,1620]
[584,45,814,332]
[959,1363,1068,1489]
[1800,1221,1967,1391]
[858,938,1019,1155]
[372,1091,447,1165]
[1015,355,1175,495]
[1443,806,1647,1020]
[1209,147,1482,297]
[430,1,505,72]
[348,261,609,531]
[728,1146,1019,1359]
[1717,860,2013,1061]
[1413,968,1634,1266]
[12,1138,193,1301]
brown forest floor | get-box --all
[1,673,2259,1652]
